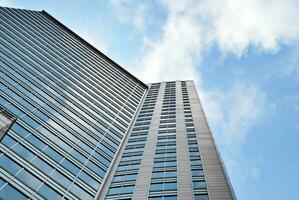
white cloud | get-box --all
[134,12,202,82]
[0,0,22,8]
[201,81,266,151]
[134,0,299,83]
[110,0,151,31]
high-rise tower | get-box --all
[0,7,235,200]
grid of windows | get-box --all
[181,81,209,199]
[149,82,177,199]
[0,7,147,200]
[106,83,160,199]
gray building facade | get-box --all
[0,6,235,200]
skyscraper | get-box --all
[0,7,235,200]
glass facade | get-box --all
[0,6,235,200]
[0,6,147,200]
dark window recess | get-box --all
[0,105,16,141]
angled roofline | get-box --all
[41,10,148,89]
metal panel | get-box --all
[176,81,194,199]
[186,80,236,200]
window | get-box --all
[0,155,21,175]
[193,181,207,189]
[0,183,27,200]
[150,182,177,192]
[192,169,204,177]
[149,195,177,200]
[194,194,209,200]
[16,169,42,190]
[38,183,62,200]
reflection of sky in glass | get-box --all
[0,7,147,200]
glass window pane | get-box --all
[150,183,163,191]
[27,134,46,150]
[121,185,134,194]
[0,178,6,188]
[13,143,34,161]
[1,135,16,148]
[61,159,80,176]
[38,183,62,200]
[44,147,63,163]
[108,186,121,195]
[164,182,177,190]
[0,184,27,200]
[31,157,54,174]
[194,194,209,200]
[193,181,206,189]
[68,183,93,200]
[11,123,30,138]
[78,171,100,190]
[51,170,72,189]
[0,155,21,175]
[16,169,42,190]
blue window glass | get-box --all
[4,104,25,118]
[192,170,204,177]
[153,162,164,168]
[31,157,54,174]
[194,194,209,200]
[165,171,177,177]
[69,149,87,164]
[193,181,207,189]
[126,174,137,181]
[27,134,46,150]
[22,115,40,129]
[78,171,100,190]
[11,123,30,138]
[93,152,110,167]
[44,147,63,163]
[108,186,121,195]
[0,178,6,188]
[1,135,17,148]
[190,160,202,166]
[85,160,105,177]
[152,171,164,179]
[150,183,163,191]
[165,161,176,167]
[38,183,62,200]
[0,155,21,175]
[113,175,125,182]
[164,182,177,190]
[68,183,93,200]
[164,196,177,200]
[13,144,34,161]
[61,159,80,176]
[51,170,72,188]
[121,185,134,194]
[16,169,42,190]
[149,197,162,200]
[0,184,27,200]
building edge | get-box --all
[40,9,148,90]
[188,80,237,200]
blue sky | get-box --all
[1,0,299,199]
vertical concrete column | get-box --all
[187,80,235,200]
[176,81,194,199]
[132,82,166,199]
